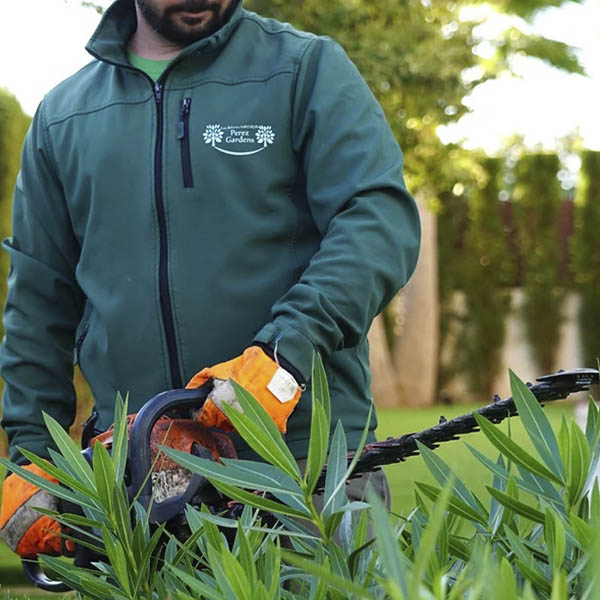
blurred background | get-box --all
[0,0,598,448]
[0,0,598,593]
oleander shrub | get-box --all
[2,357,600,599]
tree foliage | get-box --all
[457,158,515,399]
[245,0,582,204]
[0,88,30,457]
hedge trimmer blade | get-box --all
[315,368,599,490]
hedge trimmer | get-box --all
[23,367,599,592]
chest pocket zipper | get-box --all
[178,97,194,188]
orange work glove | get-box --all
[0,463,66,557]
[186,346,302,433]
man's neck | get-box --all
[129,5,185,60]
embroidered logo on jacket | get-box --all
[203,124,275,156]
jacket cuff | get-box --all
[253,322,314,384]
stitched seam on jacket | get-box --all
[239,13,317,41]
[289,37,317,154]
[46,98,152,129]
[168,69,295,89]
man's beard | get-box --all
[137,0,234,46]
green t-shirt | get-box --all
[127,49,171,82]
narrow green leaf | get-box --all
[311,352,331,425]
[324,510,344,540]
[48,449,85,483]
[437,513,449,569]
[414,489,430,518]
[112,482,133,547]
[571,513,594,549]
[487,486,545,524]
[224,381,301,480]
[499,556,518,598]
[328,541,351,579]
[36,510,104,531]
[102,526,132,595]
[416,481,488,525]
[112,392,129,482]
[509,369,564,478]
[281,550,374,600]
[545,508,566,572]
[206,543,239,600]
[132,524,168,594]
[488,454,507,533]
[515,559,552,595]
[162,449,309,516]
[210,479,312,519]
[567,421,591,506]
[417,441,488,519]
[551,570,567,600]
[474,413,564,485]
[448,535,471,562]
[558,416,570,469]
[348,539,375,579]
[304,398,329,495]
[367,485,409,599]
[93,441,116,512]
[323,420,349,518]
[16,447,101,502]
[42,411,96,489]
[192,509,315,542]
[354,508,369,552]
[164,536,178,564]
[186,506,225,550]
[591,480,600,522]
[221,547,254,600]
[235,521,258,589]
[324,403,374,507]
[504,527,538,570]
[40,555,127,599]
[0,457,100,511]
[168,565,224,600]
[585,395,600,447]
[522,582,537,600]
[515,466,565,512]
[264,537,281,598]
[410,479,453,600]
[132,501,150,543]
[309,556,331,600]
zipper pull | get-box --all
[178,98,192,140]
[154,81,163,103]
[180,97,191,116]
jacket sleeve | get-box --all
[253,37,421,380]
[0,101,85,465]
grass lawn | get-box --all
[0,399,575,597]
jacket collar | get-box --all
[86,0,243,68]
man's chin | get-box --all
[170,12,219,38]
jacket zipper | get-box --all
[154,80,183,389]
[74,323,90,365]
[178,98,194,188]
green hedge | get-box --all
[513,153,565,373]
[571,150,600,368]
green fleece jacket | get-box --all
[0,0,420,463]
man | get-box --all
[0,0,420,556]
